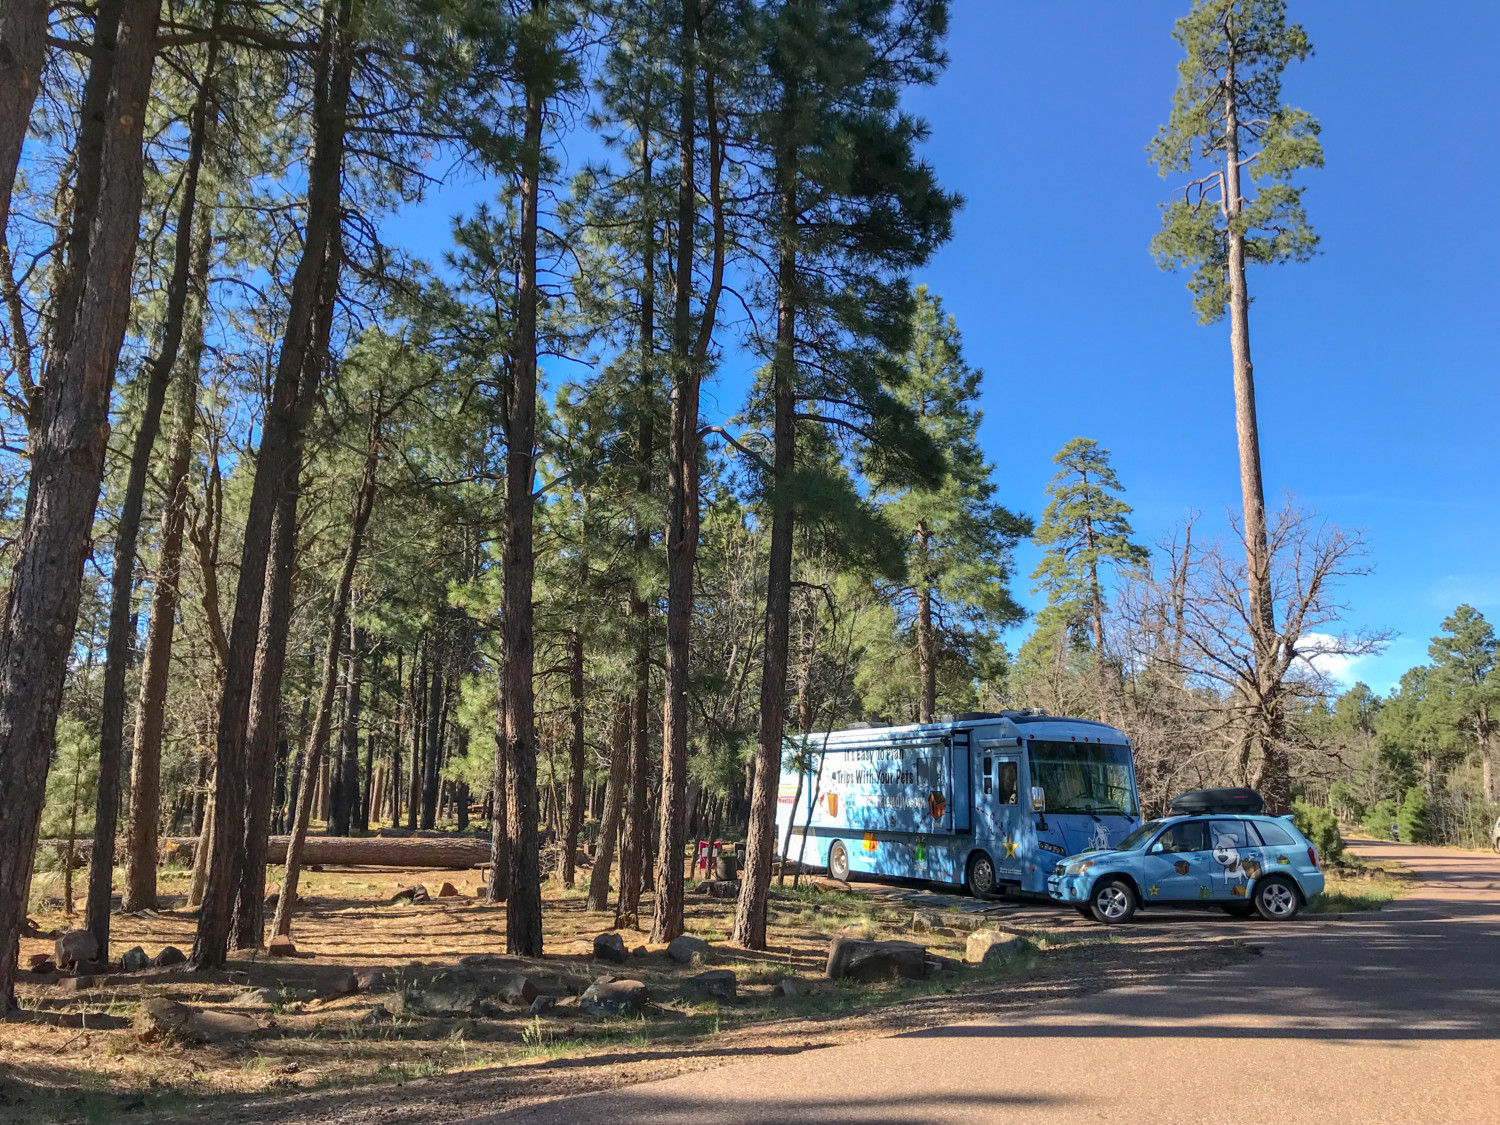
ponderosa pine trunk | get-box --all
[233,466,302,946]
[193,0,353,968]
[486,682,510,902]
[915,524,935,723]
[1081,500,1107,723]
[561,625,585,887]
[1219,51,1285,813]
[122,222,210,913]
[332,624,365,836]
[617,135,655,929]
[421,649,442,829]
[271,415,380,938]
[501,12,545,955]
[0,0,160,1013]
[733,133,798,950]
[407,644,423,830]
[234,211,340,950]
[0,0,47,231]
[651,0,699,944]
[87,11,219,965]
[587,701,630,911]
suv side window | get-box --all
[1251,819,1296,846]
[1158,820,1210,853]
[1210,820,1253,850]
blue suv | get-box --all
[1047,800,1324,924]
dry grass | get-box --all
[1,857,1245,1125]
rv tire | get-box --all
[966,852,997,898]
[828,840,850,883]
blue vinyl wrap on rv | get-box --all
[774,714,1142,895]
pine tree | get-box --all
[731,0,957,951]
[1031,438,1146,722]
[1149,0,1322,809]
[1427,605,1499,803]
[880,286,1030,722]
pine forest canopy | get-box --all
[0,0,1485,1010]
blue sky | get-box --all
[388,1,1499,695]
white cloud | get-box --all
[1295,632,1365,688]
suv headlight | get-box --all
[1065,859,1096,876]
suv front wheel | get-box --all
[1089,877,1138,924]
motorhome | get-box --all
[774,710,1141,897]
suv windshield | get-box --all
[1028,741,1139,816]
[1115,819,1164,851]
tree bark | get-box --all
[650,0,700,945]
[915,524,935,723]
[121,220,210,913]
[87,12,219,964]
[0,0,47,231]
[560,625,585,887]
[587,700,630,911]
[407,643,423,830]
[192,0,353,968]
[270,410,380,939]
[618,144,655,928]
[1082,497,1107,723]
[486,680,510,902]
[500,11,546,955]
[1221,47,1283,811]
[0,0,160,1013]
[331,624,365,836]
[733,125,798,950]
[421,647,442,829]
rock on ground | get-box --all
[152,945,187,968]
[54,929,99,968]
[681,969,737,1004]
[399,969,483,1017]
[824,938,930,983]
[135,999,259,1043]
[580,977,649,1017]
[965,929,1031,965]
[593,932,628,964]
[120,946,150,972]
[667,934,710,964]
[353,967,389,992]
[503,974,542,1006]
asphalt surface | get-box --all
[490,840,1500,1124]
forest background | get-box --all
[0,0,1495,1012]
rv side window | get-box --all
[983,756,993,795]
[995,761,1018,805]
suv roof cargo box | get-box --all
[1168,787,1264,816]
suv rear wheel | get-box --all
[1253,875,1301,921]
[1089,877,1137,924]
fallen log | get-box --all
[39,835,491,870]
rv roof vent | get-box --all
[998,708,1048,718]
[847,721,887,730]
[936,711,1005,723]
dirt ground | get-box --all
[1,855,1404,1125]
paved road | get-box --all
[492,841,1500,1124]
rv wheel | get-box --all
[966,852,997,898]
[828,840,850,882]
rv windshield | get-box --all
[1028,741,1138,817]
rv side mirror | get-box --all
[1030,786,1045,812]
